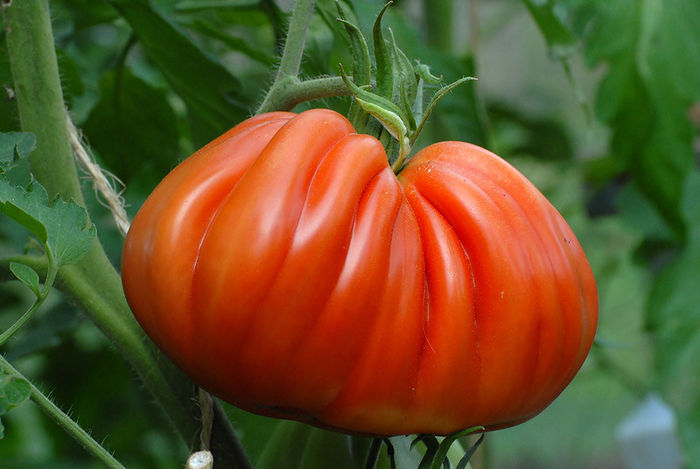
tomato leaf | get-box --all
[0,373,32,439]
[82,69,180,183]
[0,132,36,170]
[646,171,700,466]
[108,0,249,146]
[0,178,96,267]
[579,0,700,237]
[522,0,578,60]
[8,262,41,297]
[0,376,32,411]
[175,0,259,11]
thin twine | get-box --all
[187,388,215,468]
[198,387,214,451]
[66,114,131,236]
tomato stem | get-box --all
[256,0,355,114]
[276,0,316,79]
[257,76,351,113]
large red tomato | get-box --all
[121,109,598,436]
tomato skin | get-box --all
[122,109,598,436]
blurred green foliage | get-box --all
[0,0,699,468]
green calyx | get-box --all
[336,2,476,173]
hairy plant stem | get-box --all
[0,355,128,469]
[3,2,250,468]
[256,0,351,113]
[258,75,350,113]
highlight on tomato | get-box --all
[121,106,598,436]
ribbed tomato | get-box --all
[121,108,598,436]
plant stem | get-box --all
[276,0,316,78]
[3,2,250,468]
[0,258,56,346]
[256,0,317,113]
[0,355,128,469]
[257,75,350,113]
[3,0,83,204]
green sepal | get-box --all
[412,76,478,146]
[339,64,412,131]
[456,434,485,469]
[431,427,483,469]
[335,14,371,87]
[355,97,408,144]
[413,435,440,469]
[386,27,418,131]
[415,62,442,85]
[334,3,371,130]
[372,2,394,98]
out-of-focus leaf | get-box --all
[0,374,32,437]
[419,54,487,150]
[646,171,700,467]
[4,305,82,361]
[488,103,573,161]
[186,19,274,66]
[579,0,700,237]
[242,415,459,469]
[109,0,249,146]
[254,420,369,469]
[83,69,179,183]
[175,0,259,11]
[522,0,578,60]
[53,0,119,31]
[0,376,32,412]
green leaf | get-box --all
[0,179,96,267]
[83,69,180,183]
[185,19,275,66]
[0,374,31,440]
[0,132,36,169]
[109,0,249,146]
[522,0,578,60]
[580,0,700,236]
[8,262,40,297]
[175,0,259,11]
[0,375,32,415]
[646,171,700,467]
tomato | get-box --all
[121,108,598,436]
